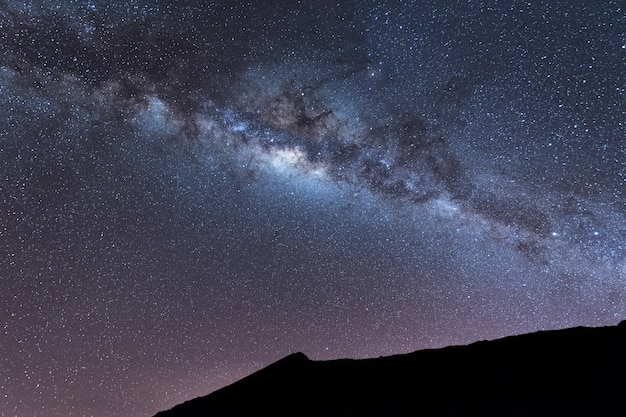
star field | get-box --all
[1,1,625,416]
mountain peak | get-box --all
[155,322,626,416]
[278,351,309,362]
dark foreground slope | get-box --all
[155,321,626,416]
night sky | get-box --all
[1,1,625,416]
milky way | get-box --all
[1,1,625,416]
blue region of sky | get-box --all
[1,1,625,416]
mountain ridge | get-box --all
[155,321,626,416]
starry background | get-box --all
[1,1,625,416]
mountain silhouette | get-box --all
[154,321,626,416]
